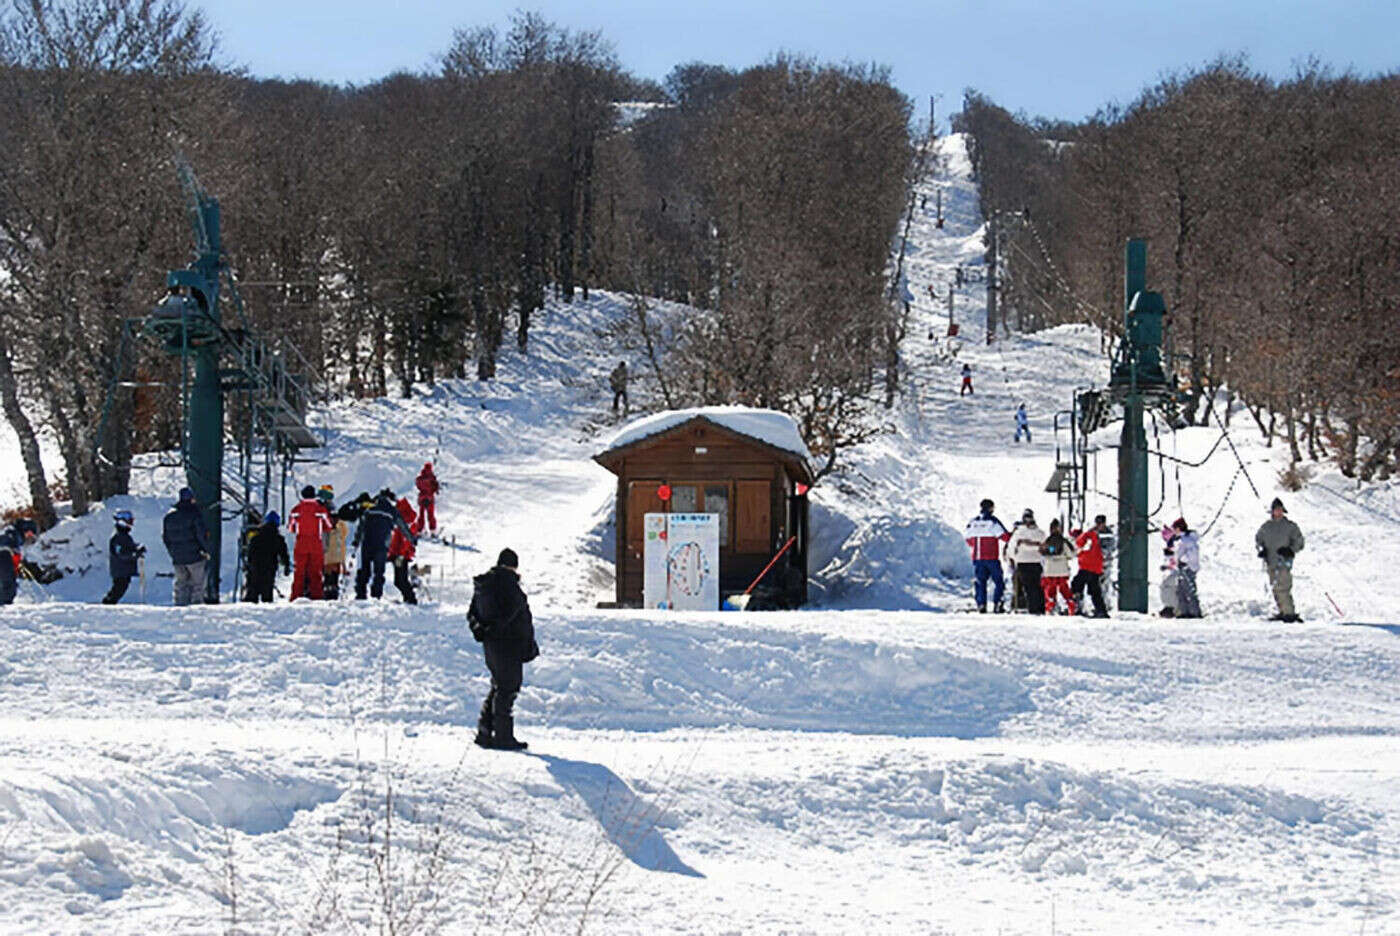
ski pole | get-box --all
[1324,591,1344,618]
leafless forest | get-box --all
[957,61,1400,483]
[0,2,912,525]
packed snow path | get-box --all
[1,134,1398,934]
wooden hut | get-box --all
[593,408,816,609]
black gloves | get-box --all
[1278,546,1294,560]
[282,564,291,575]
[1257,548,1267,559]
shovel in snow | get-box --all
[723,536,797,611]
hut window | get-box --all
[704,484,730,545]
[669,484,698,513]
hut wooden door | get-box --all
[735,480,772,554]
[626,480,665,566]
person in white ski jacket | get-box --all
[1166,518,1201,618]
[1004,510,1046,614]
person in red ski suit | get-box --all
[415,463,440,535]
[388,497,420,604]
[288,485,333,600]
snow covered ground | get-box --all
[1,133,1398,934]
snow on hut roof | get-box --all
[600,406,814,462]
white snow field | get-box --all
[2,133,1399,934]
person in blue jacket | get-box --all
[353,489,416,600]
[103,509,145,604]
[1014,403,1032,443]
[162,487,210,605]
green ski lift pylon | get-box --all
[143,159,226,601]
[1107,238,1172,613]
[138,157,327,602]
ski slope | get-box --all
[0,133,1398,934]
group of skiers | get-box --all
[89,462,444,607]
[965,495,1306,621]
[240,460,441,605]
[965,500,1113,616]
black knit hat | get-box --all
[979,498,994,512]
[1270,497,1286,513]
[301,485,316,499]
[497,548,519,569]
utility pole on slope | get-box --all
[986,213,998,344]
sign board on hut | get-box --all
[643,512,720,610]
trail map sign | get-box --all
[643,513,720,610]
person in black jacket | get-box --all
[0,518,38,605]
[103,509,145,604]
[353,490,415,600]
[162,486,210,605]
[468,548,538,750]
[245,511,291,603]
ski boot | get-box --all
[993,601,1006,614]
[473,699,493,748]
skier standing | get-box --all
[1256,497,1305,622]
[388,497,420,605]
[1005,509,1046,614]
[964,498,1010,613]
[1039,518,1076,614]
[0,518,37,605]
[609,361,629,415]
[354,490,415,600]
[162,487,210,606]
[468,548,539,750]
[288,486,333,601]
[103,510,145,604]
[1014,403,1031,443]
[960,363,974,397]
[415,463,440,537]
[1168,518,1202,618]
[245,511,290,603]
[1071,516,1110,617]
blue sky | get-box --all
[208,0,1399,123]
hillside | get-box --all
[0,134,1398,934]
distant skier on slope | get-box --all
[960,363,974,397]
[245,511,290,603]
[162,487,209,606]
[0,518,38,605]
[609,361,630,416]
[354,490,416,600]
[1071,516,1110,617]
[1256,497,1305,623]
[1005,509,1046,614]
[1014,403,1031,443]
[468,548,539,751]
[288,485,333,601]
[388,497,420,605]
[102,510,145,605]
[415,463,440,538]
[964,498,1010,613]
[1039,518,1077,615]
